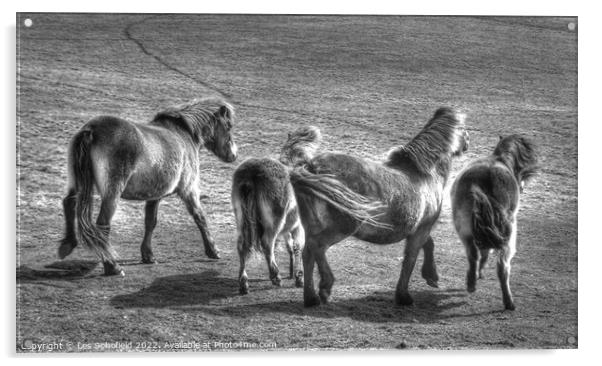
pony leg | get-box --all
[497,223,517,310]
[284,233,294,279]
[302,243,320,307]
[140,200,160,264]
[464,239,479,293]
[96,189,124,276]
[58,188,78,259]
[237,235,250,295]
[291,225,305,288]
[314,246,334,304]
[478,248,490,279]
[181,193,220,259]
[421,236,439,288]
[261,232,281,286]
[395,231,428,306]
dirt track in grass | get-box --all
[16,14,577,351]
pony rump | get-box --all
[386,107,466,174]
[152,97,235,144]
[280,126,322,166]
[494,135,539,187]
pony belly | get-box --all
[121,167,181,200]
[353,211,410,244]
[354,225,407,244]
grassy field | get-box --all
[16,14,577,350]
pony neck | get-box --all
[494,153,520,182]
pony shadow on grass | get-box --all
[111,270,269,309]
[17,260,99,282]
[111,270,472,324]
[209,288,472,324]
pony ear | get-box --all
[499,135,504,141]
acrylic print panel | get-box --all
[16,13,577,351]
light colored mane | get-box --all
[152,97,235,143]
[385,107,465,174]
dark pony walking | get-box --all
[59,97,238,276]
[290,108,470,307]
[451,134,538,310]
[231,126,321,294]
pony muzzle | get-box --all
[223,142,238,163]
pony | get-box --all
[450,134,538,310]
[289,107,470,307]
[58,97,238,276]
[231,126,321,294]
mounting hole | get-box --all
[568,22,575,31]
[24,18,33,27]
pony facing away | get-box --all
[231,126,321,294]
[59,97,238,276]
[290,108,470,307]
[451,135,538,310]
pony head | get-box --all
[204,103,238,163]
[494,134,538,189]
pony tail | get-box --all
[70,129,117,261]
[238,182,264,254]
[280,126,322,167]
[470,186,512,249]
[289,167,389,228]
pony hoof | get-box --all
[104,269,125,277]
[205,249,220,259]
[141,257,157,264]
[239,286,249,295]
[304,295,321,307]
[395,292,414,306]
[504,302,516,311]
[103,263,125,276]
[319,291,331,304]
[295,278,304,288]
[467,285,476,293]
[57,240,76,259]
[271,277,282,287]
[425,278,439,288]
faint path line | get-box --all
[124,15,233,99]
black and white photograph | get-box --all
[14,7,580,353]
